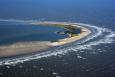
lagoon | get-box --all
[0,21,68,45]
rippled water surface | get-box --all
[0,0,115,77]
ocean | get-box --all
[0,0,115,77]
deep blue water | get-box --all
[0,0,115,77]
[0,0,115,28]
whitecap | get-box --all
[0,19,115,66]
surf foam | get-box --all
[0,19,115,65]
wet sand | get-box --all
[0,22,91,57]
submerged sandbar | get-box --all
[0,22,91,57]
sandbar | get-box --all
[0,22,91,57]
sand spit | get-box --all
[0,41,51,57]
[0,22,91,57]
[33,22,91,46]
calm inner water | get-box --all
[0,21,68,45]
[0,0,115,77]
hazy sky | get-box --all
[0,0,114,20]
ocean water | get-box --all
[0,0,115,77]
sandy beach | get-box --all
[0,22,91,57]
[50,24,91,46]
[33,21,91,46]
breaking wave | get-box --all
[0,19,115,65]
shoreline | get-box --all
[0,22,91,57]
[32,21,91,46]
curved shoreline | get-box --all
[0,22,91,57]
[32,21,91,46]
[51,25,91,46]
